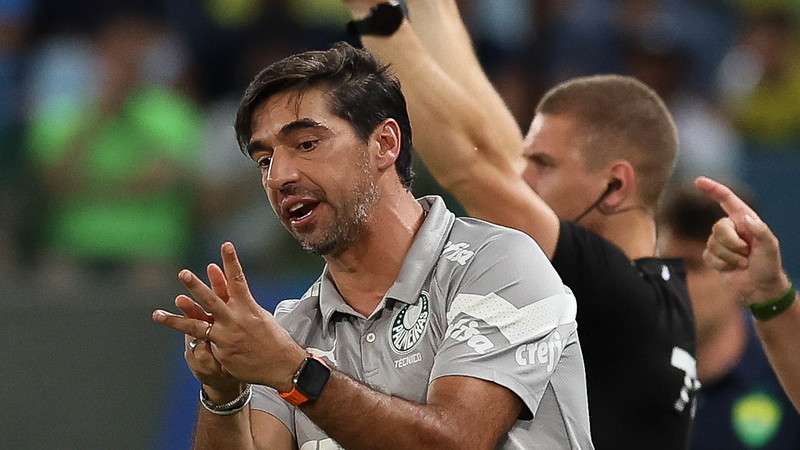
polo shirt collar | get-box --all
[318,196,454,334]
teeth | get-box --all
[289,203,305,213]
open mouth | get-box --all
[287,201,320,225]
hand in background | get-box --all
[695,176,791,305]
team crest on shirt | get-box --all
[390,292,430,354]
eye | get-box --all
[298,140,319,152]
[256,155,271,169]
[532,154,557,169]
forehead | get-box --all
[250,87,337,141]
[525,113,583,158]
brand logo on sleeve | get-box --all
[441,241,475,265]
[445,317,494,354]
[515,331,563,372]
[390,292,430,354]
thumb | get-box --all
[744,214,772,245]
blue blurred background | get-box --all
[1,0,798,448]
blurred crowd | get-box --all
[2,0,800,292]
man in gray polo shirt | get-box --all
[153,43,592,450]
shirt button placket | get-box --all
[361,323,385,392]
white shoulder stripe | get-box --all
[301,282,321,300]
[274,299,300,317]
[447,289,577,345]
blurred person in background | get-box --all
[0,0,32,280]
[25,14,202,289]
[659,185,800,450]
[344,1,696,448]
[718,7,800,150]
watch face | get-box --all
[297,357,332,400]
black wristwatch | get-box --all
[347,0,409,38]
[278,355,332,406]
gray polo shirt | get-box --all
[252,196,593,449]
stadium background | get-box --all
[1,0,799,448]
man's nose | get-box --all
[265,149,300,191]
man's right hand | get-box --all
[695,176,792,305]
[177,264,244,403]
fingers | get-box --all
[175,295,214,323]
[703,248,740,272]
[707,240,748,269]
[207,263,230,302]
[711,218,750,256]
[184,335,226,378]
[695,176,757,219]
[178,269,230,319]
[152,310,211,338]
[221,242,251,300]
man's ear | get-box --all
[373,119,401,171]
[602,160,636,210]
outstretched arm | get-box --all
[343,1,561,257]
[405,0,524,166]
[346,0,523,166]
[696,177,800,412]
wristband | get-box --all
[199,384,252,416]
[750,283,796,321]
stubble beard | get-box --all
[298,155,379,256]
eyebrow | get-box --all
[246,118,327,157]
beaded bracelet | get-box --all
[199,384,252,416]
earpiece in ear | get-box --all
[608,179,622,192]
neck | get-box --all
[589,209,657,260]
[696,312,747,383]
[324,189,424,317]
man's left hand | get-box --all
[152,242,307,392]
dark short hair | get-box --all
[235,42,414,188]
[536,75,678,209]
[658,185,730,242]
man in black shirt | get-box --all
[341,0,697,448]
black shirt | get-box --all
[552,221,697,450]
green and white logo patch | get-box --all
[390,292,430,354]
[732,392,782,448]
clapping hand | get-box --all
[153,243,306,395]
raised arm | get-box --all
[697,177,800,412]
[343,1,561,257]
[403,0,524,166]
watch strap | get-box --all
[279,355,331,407]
